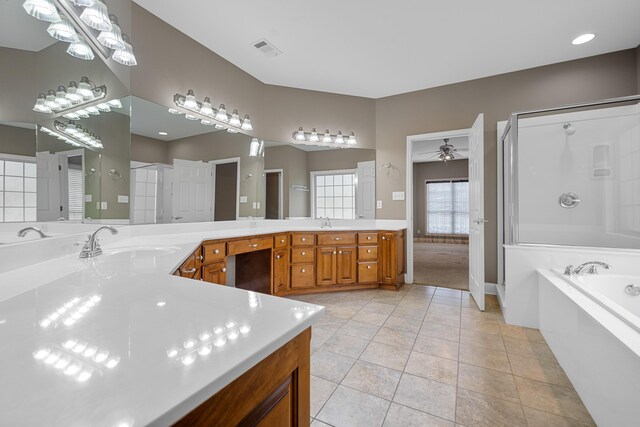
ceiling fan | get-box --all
[415,138,468,164]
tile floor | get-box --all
[288,284,595,427]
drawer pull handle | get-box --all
[301,237,306,242]
[249,244,259,248]
[367,265,372,269]
[367,236,371,240]
[281,239,285,243]
[199,255,204,261]
[222,268,227,273]
[338,251,343,254]
[334,237,343,241]
[367,249,371,253]
[301,269,306,273]
[333,251,336,255]
[214,249,220,254]
[302,251,306,256]
[276,255,282,259]
[382,237,386,240]
[181,267,196,274]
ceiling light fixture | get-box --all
[32,76,108,115]
[571,33,595,45]
[291,128,357,148]
[158,131,168,136]
[172,90,255,133]
[47,16,79,42]
[97,15,125,50]
[23,0,60,23]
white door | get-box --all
[36,151,61,221]
[356,160,376,219]
[468,114,486,311]
[171,159,212,223]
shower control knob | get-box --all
[559,193,581,209]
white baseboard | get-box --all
[485,282,497,295]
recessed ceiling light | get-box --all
[158,131,168,136]
[157,301,166,307]
[572,33,595,45]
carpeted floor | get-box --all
[413,242,469,290]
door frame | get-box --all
[264,168,284,220]
[57,149,85,221]
[210,157,241,220]
[405,127,473,285]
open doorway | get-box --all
[264,169,283,219]
[212,160,239,221]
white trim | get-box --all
[484,282,497,295]
[0,154,36,162]
[497,120,507,289]
[310,168,357,220]
[264,168,284,220]
[210,157,241,220]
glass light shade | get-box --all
[23,0,61,23]
[200,97,214,117]
[184,114,198,121]
[45,90,60,110]
[107,99,122,108]
[201,119,215,126]
[55,87,72,108]
[226,128,238,133]
[294,127,306,141]
[63,112,81,120]
[347,132,357,145]
[249,138,260,157]
[215,105,228,122]
[309,128,319,143]
[167,108,181,115]
[214,124,226,130]
[76,109,90,118]
[85,106,100,115]
[241,114,253,131]
[47,17,79,43]
[229,110,241,127]
[96,103,111,112]
[335,131,344,144]
[67,39,95,61]
[33,94,52,113]
[70,0,96,6]
[98,21,125,50]
[66,82,84,103]
[112,39,137,66]
[77,77,94,99]
[80,0,112,31]
[322,130,332,144]
[183,90,198,110]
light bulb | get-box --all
[214,124,226,130]
[45,90,61,110]
[322,130,332,144]
[67,38,95,61]
[66,82,83,103]
[77,77,94,99]
[97,17,125,50]
[33,94,52,113]
[335,131,344,144]
[107,99,122,108]
[96,103,111,112]
[76,370,93,382]
[183,89,198,110]
[80,0,112,31]
[198,345,212,356]
[47,16,79,43]
[23,0,61,23]
[55,86,72,108]
[229,110,241,127]
[241,114,253,131]
[226,128,238,133]
[309,128,319,143]
[111,35,137,66]
[294,127,306,141]
[215,104,228,122]
[70,0,95,6]
[200,97,214,116]
[347,132,357,145]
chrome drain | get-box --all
[625,284,640,296]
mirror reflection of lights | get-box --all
[248,291,259,309]
[167,322,251,366]
[33,339,120,383]
[292,305,320,321]
[40,294,102,329]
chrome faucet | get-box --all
[17,227,48,239]
[565,261,612,276]
[79,226,118,258]
[319,217,332,229]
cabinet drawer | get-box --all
[274,234,289,249]
[174,253,199,278]
[202,262,227,285]
[317,232,356,246]
[358,232,378,244]
[290,233,315,246]
[227,237,273,256]
[358,245,378,261]
[291,248,315,263]
[358,261,378,284]
[202,242,225,264]
[290,264,315,288]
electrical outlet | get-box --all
[252,202,257,209]
[100,202,108,210]
[118,195,129,203]
[376,200,383,209]
[85,194,92,203]
[392,191,405,201]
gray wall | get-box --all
[413,160,469,238]
[0,124,36,157]
[307,148,376,172]
[637,45,640,92]
[131,134,170,164]
[0,48,36,124]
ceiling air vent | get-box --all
[253,39,282,58]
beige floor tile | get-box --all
[372,327,417,350]
[321,333,370,359]
[419,321,460,342]
[326,305,361,319]
[352,310,390,326]
[342,360,402,400]
[428,304,462,317]
[362,301,397,315]
[397,299,431,310]
[315,313,348,333]
[393,373,457,421]
[404,351,458,385]
[434,288,463,299]
[373,295,405,305]
[383,402,454,427]
[462,298,479,309]
[459,328,504,349]
[360,341,411,371]
[503,335,557,362]
[311,419,332,427]
[383,315,423,334]
[431,296,462,307]
[459,342,511,373]
[514,376,594,424]
[317,385,390,427]
[413,335,459,360]
[499,323,546,343]
[522,406,595,427]
[391,305,428,320]
[311,349,356,383]
[457,363,519,403]
[337,319,380,340]
[310,375,338,417]
[508,353,572,387]
[455,388,527,427]
[424,313,461,328]
[460,318,501,334]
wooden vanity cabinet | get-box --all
[174,252,200,279]
[380,230,405,289]
[202,261,227,285]
[316,247,337,286]
[273,249,289,295]
[336,246,357,284]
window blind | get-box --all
[68,166,84,220]
[426,180,469,235]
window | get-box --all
[426,180,469,235]
[132,167,157,224]
[313,171,356,219]
[0,159,37,223]
[67,166,84,220]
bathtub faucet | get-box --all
[568,261,612,276]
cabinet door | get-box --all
[290,264,314,288]
[380,232,397,284]
[273,250,289,295]
[202,262,227,285]
[336,246,357,285]
[358,261,378,284]
[316,246,336,286]
[174,252,200,278]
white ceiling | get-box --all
[133,0,640,98]
[0,0,56,51]
[413,136,468,163]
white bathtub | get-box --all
[538,269,640,427]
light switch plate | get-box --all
[117,195,129,203]
[376,200,383,209]
[240,196,248,203]
[392,191,405,201]
[256,202,261,209]
[85,194,92,203]
[100,202,108,210]
[252,202,257,209]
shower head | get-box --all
[563,123,576,136]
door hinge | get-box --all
[58,165,62,171]
[59,206,63,212]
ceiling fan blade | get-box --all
[416,152,442,161]
[415,150,441,155]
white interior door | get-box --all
[356,160,376,219]
[36,151,61,221]
[469,114,486,311]
[171,159,212,223]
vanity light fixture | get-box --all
[291,127,357,147]
[33,77,113,117]
[47,16,79,42]
[67,36,95,60]
[23,0,60,23]
[40,121,103,150]
[97,15,125,50]
[172,90,255,133]
[79,0,111,31]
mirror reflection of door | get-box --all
[36,150,84,221]
[265,170,282,220]
[213,161,238,221]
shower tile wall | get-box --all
[132,168,157,224]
